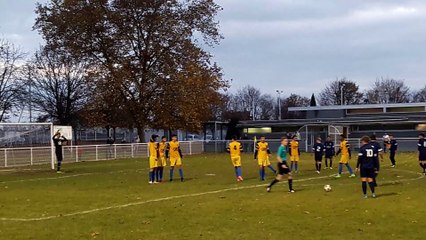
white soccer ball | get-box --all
[323,184,332,192]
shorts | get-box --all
[170,157,182,167]
[315,155,323,162]
[258,157,271,167]
[149,156,158,169]
[360,168,376,178]
[419,153,426,161]
[157,156,167,167]
[290,155,300,161]
[277,162,290,175]
[231,156,242,167]
[325,153,333,159]
[339,155,349,164]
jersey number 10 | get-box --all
[366,149,374,157]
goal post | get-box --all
[0,122,55,169]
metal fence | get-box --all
[0,141,205,168]
[0,138,421,168]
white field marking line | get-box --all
[0,168,45,172]
[0,168,149,184]
[1,169,423,222]
[0,174,352,222]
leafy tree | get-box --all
[366,78,411,103]
[319,78,363,105]
[34,0,227,141]
[310,93,317,106]
[280,94,310,119]
[0,39,25,122]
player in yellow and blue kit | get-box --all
[155,136,168,182]
[148,134,159,184]
[227,136,243,182]
[167,135,184,182]
[289,135,300,172]
[254,136,277,181]
[335,135,355,178]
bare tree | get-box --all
[25,47,92,125]
[233,85,262,119]
[366,77,411,103]
[319,78,363,105]
[258,94,275,120]
[0,39,26,121]
[413,85,426,102]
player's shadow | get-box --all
[378,181,403,187]
[376,192,398,198]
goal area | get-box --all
[0,123,55,169]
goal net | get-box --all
[0,123,54,168]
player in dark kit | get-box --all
[389,134,398,167]
[356,136,380,198]
[52,131,68,173]
[324,136,334,169]
[312,137,325,174]
[369,135,383,186]
[417,133,426,175]
[266,137,294,193]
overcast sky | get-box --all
[1,0,426,97]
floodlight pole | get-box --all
[340,84,345,105]
[276,90,283,120]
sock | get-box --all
[346,164,353,174]
[154,168,159,182]
[315,163,318,171]
[268,179,279,188]
[170,168,174,180]
[330,159,333,168]
[57,161,61,171]
[295,163,298,171]
[149,171,154,182]
[362,181,367,194]
[179,169,184,179]
[338,164,343,174]
[318,163,321,172]
[268,165,277,173]
[420,163,425,172]
[259,169,263,180]
[159,167,164,181]
[325,159,328,168]
[235,167,239,177]
[261,168,265,180]
[288,178,293,190]
[368,181,375,194]
[290,162,294,171]
[238,167,242,177]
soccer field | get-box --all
[0,152,425,240]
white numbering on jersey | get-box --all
[316,146,321,152]
[366,149,374,157]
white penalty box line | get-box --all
[1,171,424,222]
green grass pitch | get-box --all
[0,152,425,240]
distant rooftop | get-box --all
[288,102,426,112]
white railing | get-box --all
[0,141,204,168]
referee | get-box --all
[266,137,294,193]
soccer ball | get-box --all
[323,184,332,192]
